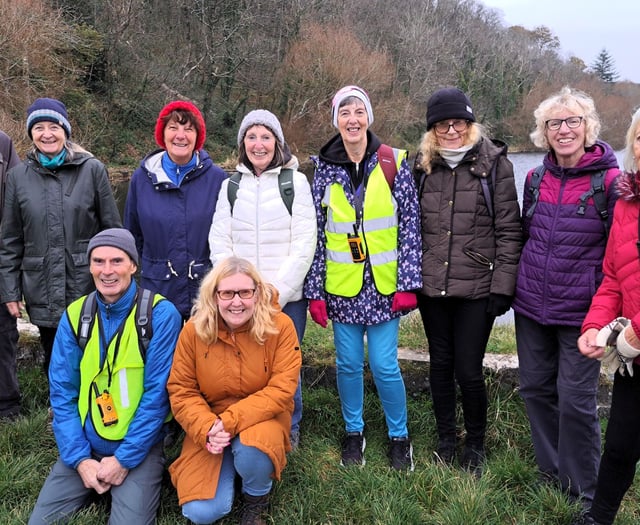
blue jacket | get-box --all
[512,140,620,326]
[304,131,422,325]
[124,149,227,317]
[49,281,182,469]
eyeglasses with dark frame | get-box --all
[433,119,469,134]
[215,288,256,301]
[545,116,583,131]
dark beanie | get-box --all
[426,88,475,130]
[26,98,72,139]
[155,100,206,151]
[87,228,139,265]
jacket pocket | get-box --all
[21,256,48,306]
[140,258,172,282]
[463,249,494,270]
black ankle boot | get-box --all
[240,492,270,525]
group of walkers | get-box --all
[0,83,639,525]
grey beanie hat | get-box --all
[87,228,139,265]
[237,109,284,146]
[426,87,475,130]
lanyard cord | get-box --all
[96,298,136,389]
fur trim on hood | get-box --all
[616,171,640,202]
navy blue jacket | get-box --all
[124,149,227,317]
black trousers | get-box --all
[0,305,20,416]
[417,295,494,446]
[590,366,640,525]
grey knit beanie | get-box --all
[87,228,139,265]
[237,109,284,146]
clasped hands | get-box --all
[77,456,129,494]
[206,419,231,454]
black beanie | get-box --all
[426,87,475,130]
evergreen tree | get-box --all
[591,48,619,82]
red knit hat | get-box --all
[154,100,206,151]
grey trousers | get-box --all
[0,304,20,417]
[515,313,601,503]
[28,442,165,525]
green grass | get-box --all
[4,324,640,524]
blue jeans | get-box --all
[181,438,274,524]
[282,299,307,435]
[333,318,408,438]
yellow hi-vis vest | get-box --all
[69,292,164,441]
[323,149,405,297]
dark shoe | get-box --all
[460,444,485,477]
[289,430,300,451]
[433,439,456,465]
[388,437,414,471]
[340,431,366,466]
[571,511,602,525]
[0,412,19,424]
[163,418,184,448]
[240,492,270,525]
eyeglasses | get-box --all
[545,116,583,131]
[434,120,469,134]
[216,289,256,301]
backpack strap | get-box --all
[525,164,546,219]
[377,144,399,189]
[577,170,609,236]
[77,291,98,351]
[135,288,155,361]
[278,168,294,215]
[227,172,242,214]
[480,159,499,218]
[227,169,295,216]
[74,289,156,361]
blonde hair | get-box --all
[623,107,640,173]
[529,86,601,150]
[416,122,484,174]
[191,256,279,345]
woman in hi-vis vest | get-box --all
[304,85,422,471]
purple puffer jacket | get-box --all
[512,140,620,326]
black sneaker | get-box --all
[388,437,414,471]
[460,444,485,477]
[340,431,366,466]
[433,439,456,465]
[571,511,602,525]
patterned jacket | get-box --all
[304,131,422,325]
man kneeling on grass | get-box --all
[29,228,182,525]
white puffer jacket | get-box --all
[209,156,316,306]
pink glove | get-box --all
[309,299,328,328]
[391,291,417,312]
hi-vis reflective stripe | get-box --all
[325,215,397,234]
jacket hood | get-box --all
[318,130,382,165]
[616,171,640,202]
[543,140,619,177]
[141,148,212,185]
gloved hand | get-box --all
[486,293,513,317]
[309,299,328,328]
[391,291,417,312]
[596,317,640,376]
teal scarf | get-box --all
[38,149,67,169]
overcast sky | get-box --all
[481,0,639,84]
